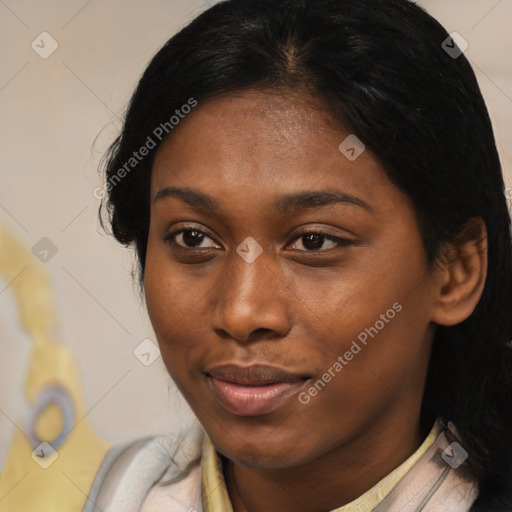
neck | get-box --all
[224,414,429,512]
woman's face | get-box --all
[145,90,439,469]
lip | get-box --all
[205,363,309,416]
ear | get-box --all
[430,218,488,326]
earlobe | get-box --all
[431,218,488,327]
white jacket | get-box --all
[82,421,479,512]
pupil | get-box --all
[183,230,204,247]
[303,234,323,250]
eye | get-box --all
[287,231,353,252]
[164,226,221,249]
[163,226,353,253]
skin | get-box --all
[144,89,487,512]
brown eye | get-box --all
[164,228,220,249]
[288,232,353,252]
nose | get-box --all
[210,244,292,344]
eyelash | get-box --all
[163,225,353,252]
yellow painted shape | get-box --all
[34,402,63,442]
[0,223,111,511]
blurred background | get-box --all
[0,0,511,501]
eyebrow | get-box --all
[153,186,373,214]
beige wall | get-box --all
[1,0,511,472]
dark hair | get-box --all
[99,0,512,509]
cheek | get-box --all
[298,276,433,435]
[144,230,210,330]
[293,244,433,417]
[288,241,427,360]
[144,240,200,380]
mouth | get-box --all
[204,363,310,416]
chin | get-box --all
[214,433,311,469]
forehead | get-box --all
[151,90,395,211]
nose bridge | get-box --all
[210,243,291,341]
[229,244,274,303]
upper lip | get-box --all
[205,363,308,386]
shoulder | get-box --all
[83,425,205,512]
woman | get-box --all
[88,0,512,510]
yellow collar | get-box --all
[202,419,440,512]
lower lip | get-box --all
[208,376,307,416]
